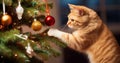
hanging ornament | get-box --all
[16,0,24,20]
[43,0,55,26]
[1,0,12,26]
[25,43,33,58]
[31,19,42,31]
[14,34,28,40]
[45,15,55,26]
[44,0,50,15]
[1,14,12,26]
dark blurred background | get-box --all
[57,0,120,63]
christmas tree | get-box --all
[0,0,66,63]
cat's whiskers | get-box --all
[60,24,68,31]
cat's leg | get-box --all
[48,29,94,53]
[48,28,87,51]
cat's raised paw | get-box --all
[47,28,58,36]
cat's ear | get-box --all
[79,9,85,16]
[68,4,76,10]
[68,4,86,16]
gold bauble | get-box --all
[1,14,12,26]
[31,19,42,31]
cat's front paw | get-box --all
[47,28,58,36]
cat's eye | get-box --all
[71,19,74,21]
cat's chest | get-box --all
[72,30,84,36]
[86,51,96,63]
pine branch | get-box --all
[0,29,20,43]
[0,29,66,63]
[0,44,12,57]
[0,0,12,6]
[35,35,67,48]
[0,0,64,63]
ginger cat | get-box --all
[48,4,120,63]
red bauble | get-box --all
[45,15,55,26]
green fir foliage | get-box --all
[0,29,66,63]
[0,0,66,63]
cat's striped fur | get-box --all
[48,4,120,63]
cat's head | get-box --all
[67,4,97,29]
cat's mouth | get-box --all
[68,25,73,28]
[67,21,84,26]
[67,21,88,29]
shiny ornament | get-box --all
[0,25,4,29]
[45,15,55,26]
[31,19,42,31]
[1,14,12,26]
[16,1,24,20]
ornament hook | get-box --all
[2,0,6,15]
